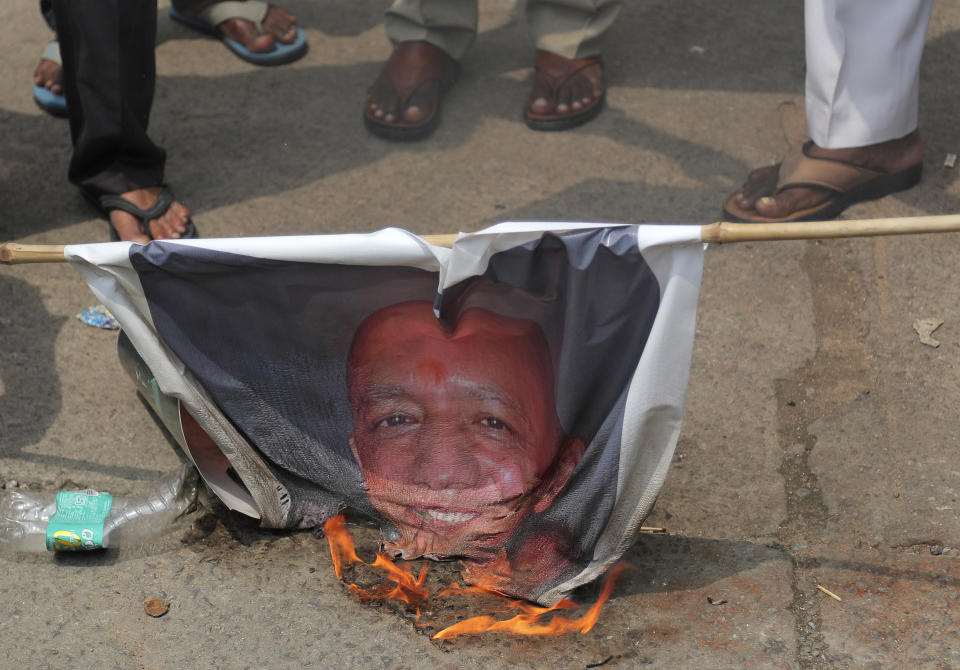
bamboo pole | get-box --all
[4,214,960,264]
[0,243,69,264]
[699,214,960,244]
[420,234,459,247]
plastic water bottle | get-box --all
[0,464,199,552]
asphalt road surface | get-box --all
[2,1,959,668]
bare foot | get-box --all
[184,3,299,52]
[33,54,62,96]
[732,131,924,219]
[109,187,191,244]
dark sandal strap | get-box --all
[376,41,458,108]
[532,50,603,93]
[98,186,176,237]
[775,142,885,194]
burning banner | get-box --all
[64,222,703,604]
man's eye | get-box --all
[377,414,414,428]
[480,416,509,430]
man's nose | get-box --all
[410,421,482,490]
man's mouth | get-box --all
[417,509,481,524]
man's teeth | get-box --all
[419,509,478,523]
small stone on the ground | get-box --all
[144,598,170,617]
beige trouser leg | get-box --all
[384,0,478,60]
[526,0,622,59]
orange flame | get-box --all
[323,514,431,620]
[323,514,363,578]
[349,555,431,613]
[432,563,628,639]
[321,514,627,640]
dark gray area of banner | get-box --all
[131,244,438,523]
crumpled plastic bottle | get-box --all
[0,464,198,551]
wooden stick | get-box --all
[701,214,960,244]
[816,584,843,602]
[4,214,960,264]
[420,234,459,247]
[0,243,69,264]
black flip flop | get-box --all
[86,185,198,241]
[363,41,459,142]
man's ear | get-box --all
[534,436,585,514]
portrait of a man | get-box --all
[347,300,585,575]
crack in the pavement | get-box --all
[774,240,872,670]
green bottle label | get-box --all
[46,490,114,551]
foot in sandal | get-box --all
[525,50,604,131]
[94,186,195,244]
[170,0,306,65]
[33,41,67,117]
[723,131,924,223]
[364,41,459,141]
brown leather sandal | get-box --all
[524,50,605,131]
[723,141,923,223]
[363,41,459,141]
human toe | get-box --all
[527,78,555,115]
[221,18,276,53]
[565,79,591,111]
[373,98,401,123]
[44,78,63,95]
[150,204,190,240]
[758,188,833,219]
[34,60,63,93]
[587,65,604,99]
[559,81,584,114]
[149,221,180,239]
[401,105,424,122]
[110,212,151,244]
[366,77,402,123]
[734,165,779,209]
[263,6,298,44]
[529,96,553,114]
[749,194,792,218]
[402,83,438,123]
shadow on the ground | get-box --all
[604,533,960,601]
[0,274,65,453]
[6,0,956,241]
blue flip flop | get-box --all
[169,2,307,67]
[33,42,68,117]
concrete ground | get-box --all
[2,1,960,668]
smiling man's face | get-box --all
[348,301,579,562]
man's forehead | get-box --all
[349,302,557,399]
[357,375,522,408]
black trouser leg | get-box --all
[52,0,166,196]
[40,0,55,31]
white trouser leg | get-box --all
[804,0,932,149]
